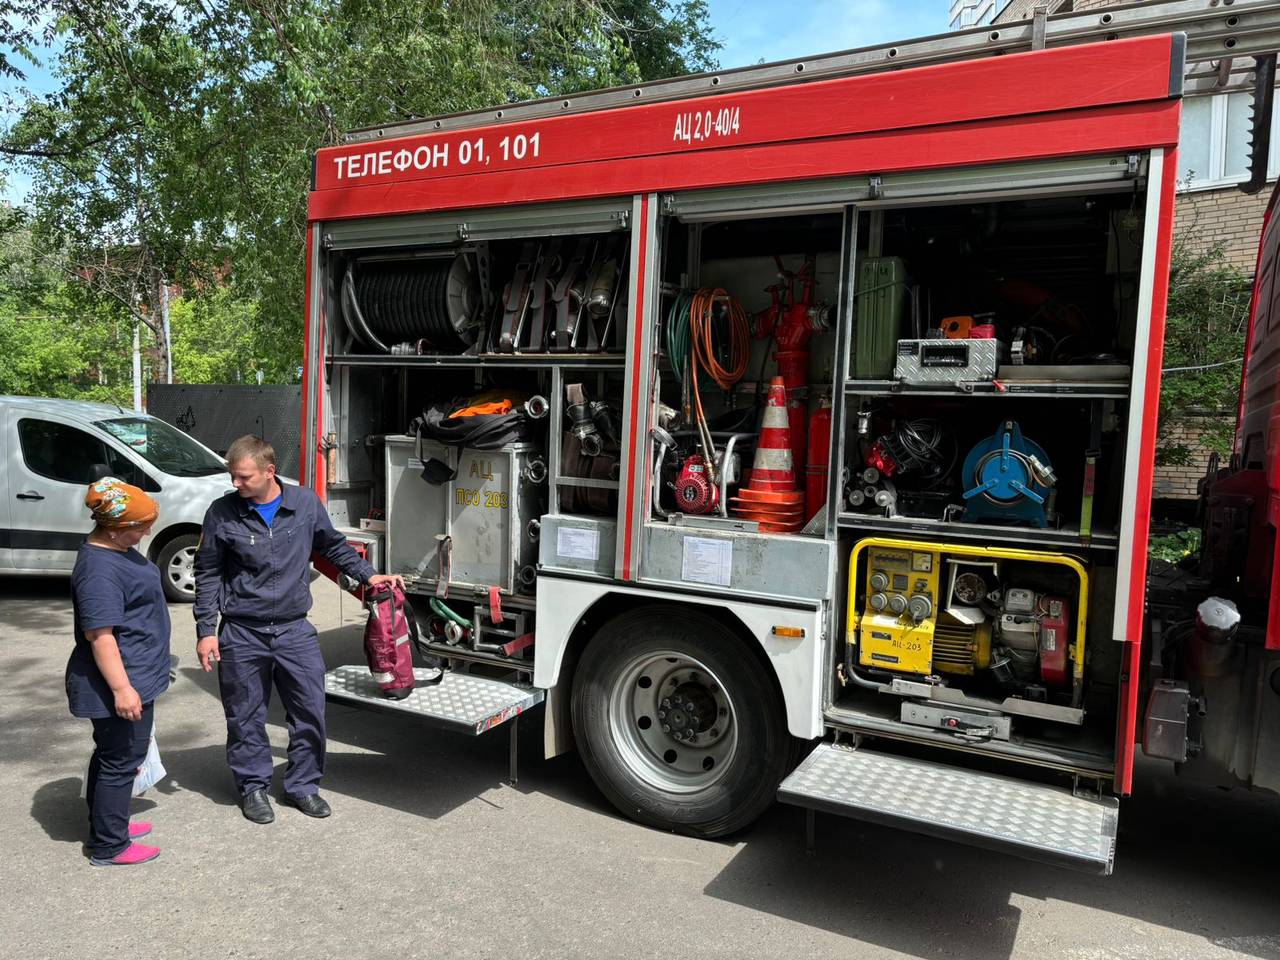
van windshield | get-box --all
[96,417,227,478]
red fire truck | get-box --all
[306,2,1280,875]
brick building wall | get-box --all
[1154,416,1226,499]
[1175,186,1270,271]
[994,0,1113,24]
[993,0,1045,23]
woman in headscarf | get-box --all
[66,477,170,866]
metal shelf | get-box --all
[836,512,1117,551]
[844,379,1129,399]
[329,352,627,369]
[556,476,620,490]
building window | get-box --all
[949,0,1007,31]
[1177,91,1280,191]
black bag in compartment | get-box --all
[409,393,538,484]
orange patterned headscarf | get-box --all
[85,477,159,529]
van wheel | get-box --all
[156,534,200,603]
[571,606,790,839]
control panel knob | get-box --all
[907,594,933,623]
[869,592,888,612]
[869,571,889,592]
[888,594,907,615]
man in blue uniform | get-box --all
[195,435,401,823]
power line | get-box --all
[1163,357,1244,374]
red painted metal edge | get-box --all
[1115,147,1179,795]
[620,195,649,582]
[313,36,1175,194]
[306,228,328,500]
[309,101,1180,223]
[1267,535,1280,650]
[1234,186,1278,458]
[301,228,313,490]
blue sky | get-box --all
[0,1,948,205]
[706,0,947,69]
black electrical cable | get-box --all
[890,417,956,486]
[342,263,390,353]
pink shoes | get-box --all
[128,821,152,839]
[90,841,160,867]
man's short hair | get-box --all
[226,435,276,471]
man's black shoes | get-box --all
[241,788,275,824]
[283,792,331,818]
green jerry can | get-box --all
[854,256,907,380]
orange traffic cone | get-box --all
[731,376,805,532]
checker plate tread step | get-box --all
[325,665,544,735]
[778,742,1118,874]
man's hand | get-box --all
[113,685,143,722]
[197,635,221,672]
[367,574,406,592]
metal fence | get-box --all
[147,384,302,479]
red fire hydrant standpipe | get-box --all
[753,256,831,488]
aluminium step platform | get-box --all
[778,742,1119,875]
[324,665,545,781]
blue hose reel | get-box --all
[961,420,1057,528]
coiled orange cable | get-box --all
[689,288,750,389]
[687,288,750,471]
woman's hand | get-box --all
[113,684,143,721]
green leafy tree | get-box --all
[0,212,137,401]
[1157,241,1251,465]
[170,288,287,384]
[2,0,719,387]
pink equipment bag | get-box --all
[364,584,416,699]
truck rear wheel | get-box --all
[571,605,790,838]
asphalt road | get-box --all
[2,572,1279,960]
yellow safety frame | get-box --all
[847,537,1089,687]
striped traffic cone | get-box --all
[731,376,805,532]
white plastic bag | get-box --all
[132,733,166,796]
[79,730,166,799]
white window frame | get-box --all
[1177,91,1280,192]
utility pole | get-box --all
[132,322,142,411]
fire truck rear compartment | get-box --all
[323,181,1142,773]
[821,189,1142,779]
[317,166,1149,851]
[657,189,1141,777]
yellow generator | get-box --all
[847,538,1088,721]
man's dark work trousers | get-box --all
[217,619,325,797]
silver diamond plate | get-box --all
[779,743,1117,873]
[325,665,544,735]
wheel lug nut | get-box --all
[661,724,671,733]
[657,710,666,719]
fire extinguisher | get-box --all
[806,396,833,521]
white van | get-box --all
[0,395,235,601]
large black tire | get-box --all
[156,533,200,603]
[571,605,791,838]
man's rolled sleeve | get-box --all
[311,501,376,584]
[193,507,224,637]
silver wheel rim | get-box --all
[606,650,737,794]
[166,545,197,597]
